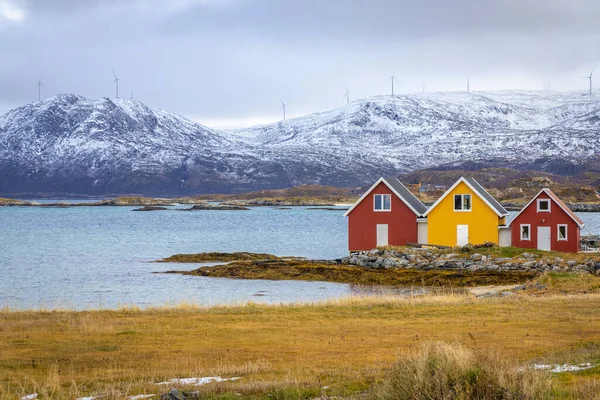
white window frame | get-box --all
[453,194,472,212]
[520,224,531,241]
[373,194,391,212]
[557,224,568,241]
[537,199,551,213]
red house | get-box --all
[344,177,428,252]
[508,188,584,253]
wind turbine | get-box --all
[279,99,286,120]
[584,69,594,96]
[112,69,121,99]
[34,77,43,102]
[389,73,398,96]
[344,87,350,104]
[467,77,470,92]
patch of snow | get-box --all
[21,394,38,400]
[126,395,155,400]
[533,363,594,373]
[156,376,241,386]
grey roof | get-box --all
[464,176,508,216]
[383,177,429,216]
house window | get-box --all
[537,199,551,212]
[454,194,472,211]
[520,224,531,241]
[558,224,568,241]
[374,194,391,211]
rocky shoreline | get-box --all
[0,196,206,207]
[5,195,600,211]
[342,247,600,275]
[221,199,337,207]
[0,196,343,208]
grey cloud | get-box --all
[0,0,599,126]
[161,0,600,40]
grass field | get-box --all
[2,274,600,399]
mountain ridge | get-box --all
[1,90,600,196]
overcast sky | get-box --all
[1,0,600,128]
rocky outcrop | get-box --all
[132,206,169,211]
[182,204,249,211]
[341,248,600,275]
[222,199,335,207]
[161,388,200,400]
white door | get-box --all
[376,224,389,247]
[538,226,551,251]
[457,225,469,246]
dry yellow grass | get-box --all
[1,293,600,399]
[372,341,553,399]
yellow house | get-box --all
[423,177,508,247]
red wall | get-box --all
[511,193,580,253]
[347,182,418,252]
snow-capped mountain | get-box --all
[230,91,600,175]
[0,94,289,195]
[1,91,600,196]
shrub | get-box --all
[372,342,551,399]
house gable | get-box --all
[509,189,583,253]
[424,177,506,246]
[344,177,427,217]
[508,189,584,229]
[346,180,422,251]
[423,177,507,218]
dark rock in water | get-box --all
[40,202,73,208]
[182,204,250,211]
[132,206,169,211]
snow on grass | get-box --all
[533,363,595,373]
[21,394,37,400]
[156,376,241,386]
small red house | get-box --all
[344,177,428,252]
[508,188,584,253]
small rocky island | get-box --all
[156,248,558,287]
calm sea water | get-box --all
[1,205,599,310]
[0,205,353,309]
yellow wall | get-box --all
[427,181,502,246]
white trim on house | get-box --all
[373,193,391,212]
[344,177,425,217]
[537,198,551,213]
[423,177,507,217]
[557,224,568,241]
[506,188,585,229]
[520,224,531,241]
